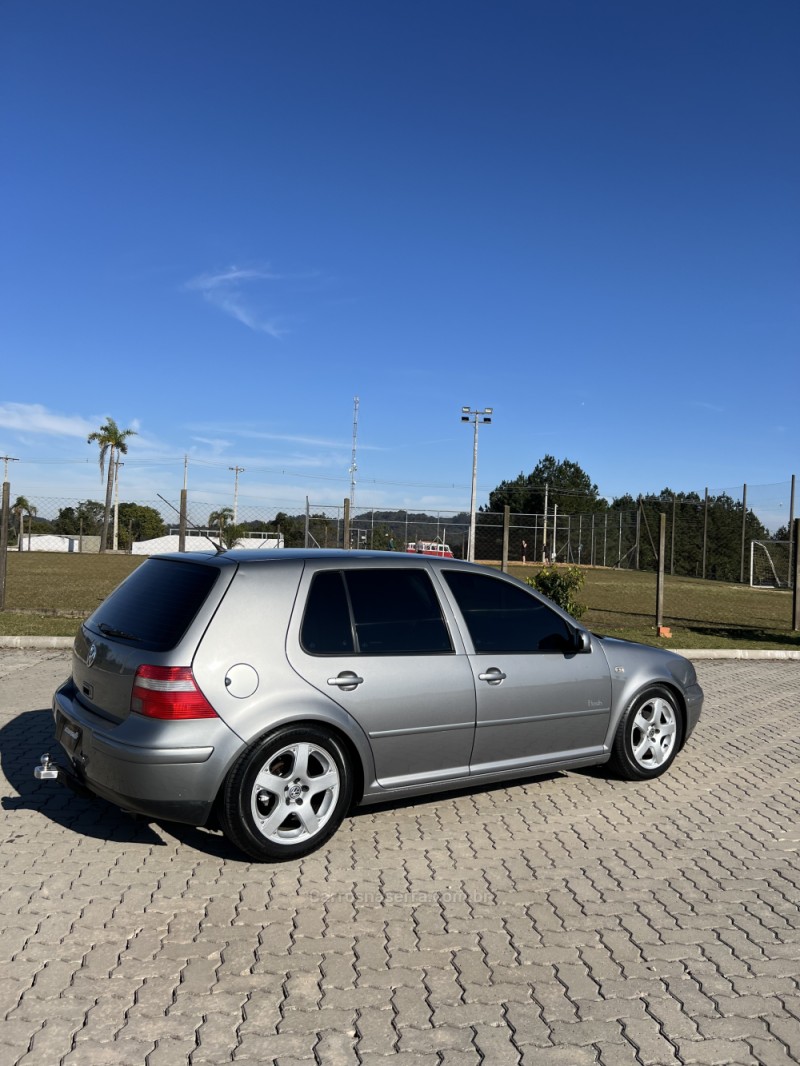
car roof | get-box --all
[151,548,457,565]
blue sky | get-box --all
[1,0,798,522]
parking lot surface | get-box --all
[1,649,798,1066]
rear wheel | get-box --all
[609,685,683,780]
[221,725,352,861]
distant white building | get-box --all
[131,532,285,555]
[17,534,102,553]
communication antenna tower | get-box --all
[349,396,359,511]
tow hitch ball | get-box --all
[34,753,59,781]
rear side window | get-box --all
[86,558,220,652]
[301,568,452,655]
[443,570,573,653]
[300,571,355,654]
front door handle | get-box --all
[327,671,364,692]
[478,668,507,685]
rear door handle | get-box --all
[327,671,364,691]
[478,668,507,685]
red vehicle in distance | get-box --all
[406,539,454,558]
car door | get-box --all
[287,564,476,789]
[439,569,611,774]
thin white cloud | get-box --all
[184,267,284,289]
[0,403,98,438]
[690,400,725,414]
[190,436,233,456]
[185,422,385,452]
[184,264,289,338]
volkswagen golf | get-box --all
[37,550,703,861]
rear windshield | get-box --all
[86,558,221,652]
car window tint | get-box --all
[345,569,453,655]
[86,558,219,652]
[443,570,573,653]
[301,570,355,655]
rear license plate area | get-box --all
[57,715,82,757]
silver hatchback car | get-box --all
[39,549,703,861]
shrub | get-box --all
[526,566,586,620]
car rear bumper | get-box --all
[48,679,243,826]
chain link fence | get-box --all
[1,480,796,591]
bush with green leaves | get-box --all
[526,565,586,620]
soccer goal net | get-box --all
[750,540,792,588]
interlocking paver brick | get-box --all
[3,652,800,1065]
[514,1045,600,1065]
[674,1036,759,1063]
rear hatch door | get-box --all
[71,555,234,724]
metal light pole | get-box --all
[461,406,493,563]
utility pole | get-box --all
[229,465,245,524]
[349,396,359,514]
[542,481,549,563]
[2,456,20,481]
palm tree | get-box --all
[208,506,233,536]
[12,496,36,551]
[209,507,241,548]
[87,418,137,552]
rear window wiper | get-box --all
[98,623,141,641]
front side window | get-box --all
[301,568,452,655]
[443,570,574,654]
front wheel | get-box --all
[220,725,353,861]
[608,685,683,780]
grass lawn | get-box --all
[0,552,798,650]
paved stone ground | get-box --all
[0,650,798,1066]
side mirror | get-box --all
[573,630,591,653]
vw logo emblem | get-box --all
[87,643,97,668]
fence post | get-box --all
[178,488,187,553]
[635,498,641,570]
[788,474,796,587]
[740,483,748,583]
[702,488,709,579]
[0,480,9,609]
[343,498,351,551]
[792,519,799,632]
[656,513,666,632]
[670,495,676,575]
[501,506,510,573]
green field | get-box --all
[0,552,798,650]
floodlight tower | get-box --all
[461,406,493,562]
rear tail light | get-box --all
[131,666,218,720]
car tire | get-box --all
[220,725,353,861]
[608,685,683,780]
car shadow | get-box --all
[0,707,168,849]
[2,707,576,861]
[1,707,283,862]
